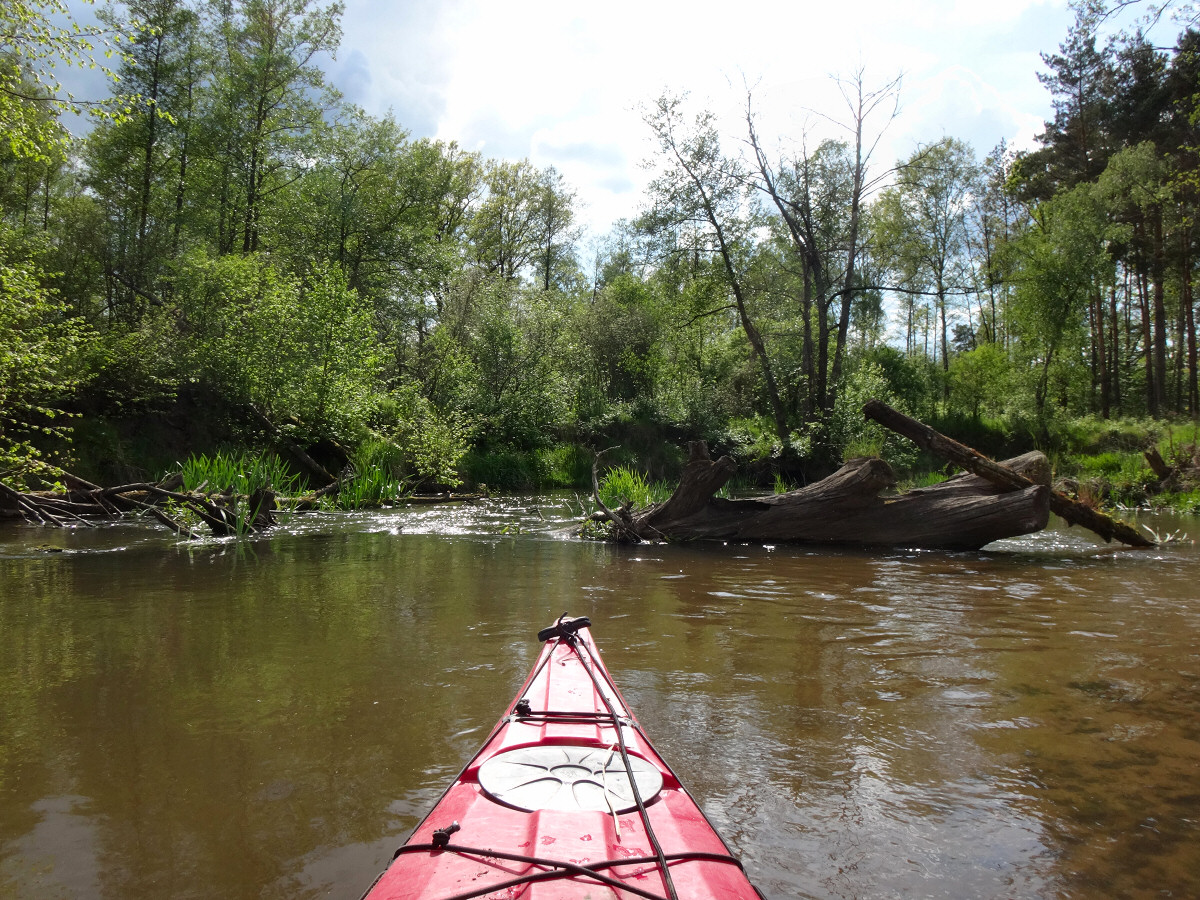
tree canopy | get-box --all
[3,0,1199,487]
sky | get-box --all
[324,0,1089,237]
[61,0,1180,239]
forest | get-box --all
[3,0,1200,510]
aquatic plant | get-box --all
[328,442,410,510]
[597,465,671,510]
[178,451,306,497]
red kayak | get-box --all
[360,615,764,900]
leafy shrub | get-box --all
[948,343,1014,420]
[0,229,90,476]
[721,415,810,463]
[370,385,471,489]
[462,448,545,492]
[824,360,917,469]
[535,444,594,489]
[174,251,381,446]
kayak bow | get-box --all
[360,615,763,900]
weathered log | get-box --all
[607,441,1051,551]
[0,476,277,537]
[1144,447,1173,481]
[862,399,1154,548]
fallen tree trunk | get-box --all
[861,399,1154,548]
[1,476,275,537]
[601,441,1051,551]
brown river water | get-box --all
[1,498,1198,900]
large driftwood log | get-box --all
[606,441,1050,551]
[861,399,1154,547]
[0,476,275,537]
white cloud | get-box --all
[58,0,1086,236]
[336,0,1086,235]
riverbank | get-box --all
[16,404,1200,523]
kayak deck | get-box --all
[361,616,762,899]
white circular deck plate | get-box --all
[477,745,664,813]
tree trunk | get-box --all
[1182,221,1197,415]
[605,441,1051,551]
[1093,291,1109,418]
[1110,285,1121,413]
[1152,210,1168,412]
[1137,249,1157,416]
[862,399,1154,547]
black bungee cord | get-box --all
[363,615,754,900]
[556,623,681,900]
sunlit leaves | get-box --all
[1,0,145,162]
[0,226,90,474]
[174,250,380,442]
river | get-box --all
[1,498,1198,899]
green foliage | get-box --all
[6,0,1200,503]
[1073,450,1149,480]
[574,273,664,407]
[931,411,1030,460]
[1155,488,1200,516]
[468,159,581,289]
[535,444,594,489]
[77,312,181,414]
[899,471,950,490]
[824,360,917,468]
[859,346,937,419]
[457,443,594,492]
[0,228,90,474]
[721,415,811,464]
[597,465,670,510]
[1,0,142,162]
[370,385,471,489]
[871,138,980,370]
[948,343,1014,419]
[332,443,408,509]
[446,276,572,449]
[461,448,544,492]
[176,251,381,443]
[178,450,306,496]
[1004,181,1111,416]
[1056,415,1163,456]
[1063,449,1156,507]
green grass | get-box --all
[1070,450,1153,483]
[328,439,410,509]
[597,465,671,510]
[1056,415,1163,456]
[178,450,306,496]
[897,470,950,490]
[1155,488,1200,515]
[331,466,407,510]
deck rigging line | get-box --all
[552,617,681,900]
[365,615,756,900]
[389,843,746,900]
